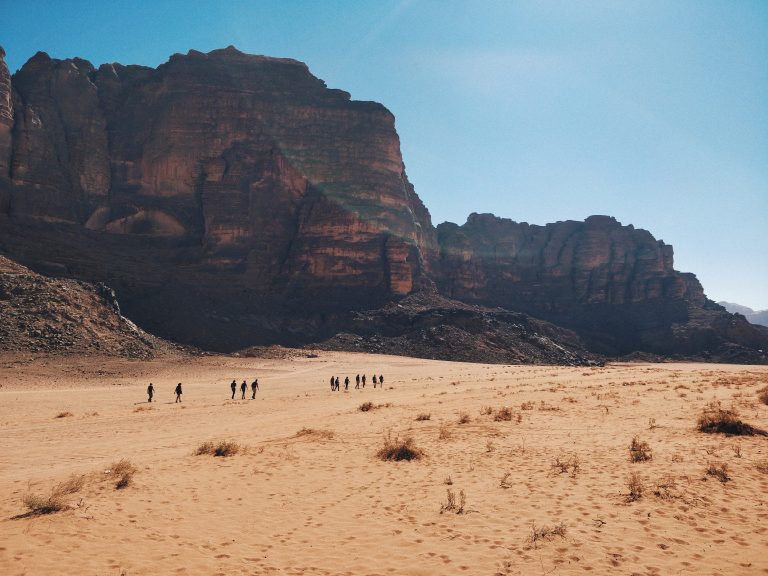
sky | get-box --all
[2,1,767,309]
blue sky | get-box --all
[2,1,767,309]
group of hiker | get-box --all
[329,373,384,392]
[145,378,260,403]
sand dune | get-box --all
[1,352,767,575]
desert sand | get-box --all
[1,351,767,575]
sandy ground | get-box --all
[1,351,767,576]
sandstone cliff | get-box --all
[0,45,765,363]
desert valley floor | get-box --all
[1,351,767,575]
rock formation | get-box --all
[0,45,765,363]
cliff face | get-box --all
[0,46,764,361]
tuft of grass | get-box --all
[457,411,471,424]
[480,406,493,416]
[629,436,652,462]
[55,411,73,419]
[626,472,644,502]
[697,402,767,436]
[54,474,85,495]
[294,427,334,440]
[440,488,466,514]
[706,462,730,483]
[376,432,423,461]
[499,472,512,489]
[493,406,515,422]
[22,492,67,515]
[415,413,431,421]
[195,440,241,458]
[520,401,534,411]
[109,459,138,489]
[552,454,580,477]
[529,522,567,547]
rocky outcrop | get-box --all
[0,254,176,357]
[435,213,767,360]
[0,46,765,363]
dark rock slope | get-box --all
[0,46,765,363]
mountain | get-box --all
[718,302,768,328]
[0,45,766,363]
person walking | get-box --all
[335,376,340,391]
[147,382,154,403]
[175,382,183,403]
[330,376,335,391]
[361,374,366,388]
[355,374,360,389]
[372,374,377,388]
[379,374,384,388]
[251,378,259,399]
[240,380,247,400]
[230,379,237,399]
[344,376,349,391]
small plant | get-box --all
[485,439,495,453]
[376,432,423,461]
[552,454,580,477]
[444,474,453,485]
[109,459,138,489]
[22,491,67,515]
[499,472,512,489]
[294,428,334,440]
[415,413,431,421]
[626,472,644,502]
[195,440,241,457]
[54,474,85,495]
[480,406,493,416]
[359,401,374,412]
[55,411,73,419]
[493,406,514,422]
[706,462,730,483]
[653,475,679,500]
[457,411,471,424]
[520,401,534,411]
[732,445,742,458]
[697,402,767,436]
[438,422,452,440]
[629,436,652,462]
[529,521,567,547]
[440,488,466,514]
[648,417,657,430]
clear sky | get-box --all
[2,1,767,309]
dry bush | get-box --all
[480,406,493,416]
[22,491,67,515]
[110,459,138,489]
[629,436,652,462]
[440,488,466,514]
[457,411,471,424]
[493,406,515,422]
[648,417,658,429]
[54,474,85,495]
[359,402,391,412]
[438,422,452,440]
[55,411,73,419]
[697,402,767,436]
[415,413,431,421]
[626,472,644,502]
[529,521,567,546]
[499,472,512,489]
[552,454,580,477]
[706,462,731,483]
[376,432,423,461]
[757,385,768,406]
[444,475,453,485]
[294,428,334,440]
[195,440,241,458]
[520,401,534,410]
[652,475,679,500]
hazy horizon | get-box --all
[2,1,766,309]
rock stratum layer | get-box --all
[0,46,765,363]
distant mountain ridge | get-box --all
[718,302,768,328]
[0,45,766,363]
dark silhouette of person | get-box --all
[379,374,384,388]
[251,379,259,399]
[373,374,377,388]
[240,380,247,399]
[175,382,183,403]
[330,376,335,391]
[147,382,154,403]
[335,376,340,391]
[231,379,237,399]
[355,374,360,389]
[362,374,366,388]
[344,376,349,391]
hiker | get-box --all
[379,374,384,388]
[230,379,237,400]
[355,374,360,389]
[344,376,349,391]
[335,376,340,391]
[251,378,259,399]
[175,382,183,403]
[372,374,377,388]
[362,374,366,388]
[240,380,247,399]
[147,382,154,403]
[330,376,335,391]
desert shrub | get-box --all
[629,436,652,462]
[697,402,767,436]
[757,385,768,406]
[520,401,534,411]
[499,472,512,489]
[415,413,431,421]
[626,472,644,502]
[440,488,466,514]
[529,521,566,546]
[359,401,374,412]
[653,475,679,500]
[457,411,471,424]
[480,406,493,416]
[294,427,334,439]
[706,462,730,483]
[376,432,423,461]
[195,440,241,458]
[110,459,138,489]
[552,454,580,477]
[493,406,515,422]
[55,411,73,419]
[444,474,453,485]
[22,492,67,515]
[54,474,85,495]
